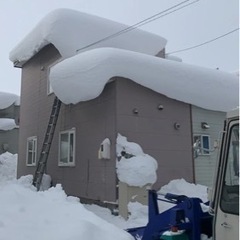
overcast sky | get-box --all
[0,0,239,95]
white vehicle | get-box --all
[210,108,239,239]
[127,109,239,240]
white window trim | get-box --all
[47,58,62,95]
[193,134,211,156]
[58,128,76,167]
[26,136,37,166]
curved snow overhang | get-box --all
[9,8,167,67]
[49,47,239,112]
[0,92,20,110]
[0,118,18,131]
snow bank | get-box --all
[0,92,20,109]
[159,178,208,202]
[158,178,208,213]
[0,176,133,240]
[116,134,158,187]
[50,47,238,112]
[0,118,18,131]
[0,153,133,240]
[0,152,17,184]
[9,8,166,66]
[0,152,210,239]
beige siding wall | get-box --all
[115,78,194,189]
[18,44,195,206]
[17,44,60,178]
[18,44,117,202]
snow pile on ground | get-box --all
[0,153,133,240]
[157,178,208,213]
[0,153,211,240]
[10,8,166,66]
[0,92,20,109]
[50,47,238,112]
[0,118,18,131]
[116,134,158,187]
[0,175,134,240]
[0,152,17,185]
[159,178,208,202]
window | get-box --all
[26,136,37,166]
[220,124,239,215]
[59,129,75,166]
[193,135,210,155]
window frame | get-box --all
[193,134,211,155]
[220,123,239,215]
[26,136,37,166]
[58,128,76,167]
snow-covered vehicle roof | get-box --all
[0,92,20,110]
[9,8,167,67]
[50,47,239,112]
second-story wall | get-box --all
[114,78,194,189]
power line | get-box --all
[123,0,200,33]
[76,0,200,53]
[166,28,239,55]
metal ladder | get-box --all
[32,96,62,190]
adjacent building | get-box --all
[0,92,20,154]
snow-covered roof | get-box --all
[0,92,20,110]
[9,8,167,67]
[0,118,18,131]
[50,47,239,112]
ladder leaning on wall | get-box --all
[32,96,62,191]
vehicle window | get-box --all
[220,124,239,215]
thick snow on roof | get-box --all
[9,8,167,66]
[0,92,20,109]
[50,47,239,112]
[0,118,18,131]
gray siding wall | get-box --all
[17,44,60,179]
[18,43,195,204]
[192,106,225,186]
[49,82,117,202]
[114,78,194,189]
[18,44,117,203]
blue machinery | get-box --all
[127,190,212,240]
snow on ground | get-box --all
[116,134,158,187]
[0,92,20,109]
[0,153,133,240]
[0,152,17,185]
[0,119,18,131]
[49,47,238,112]
[0,152,211,240]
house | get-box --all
[10,9,238,214]
[0,92,20,154]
